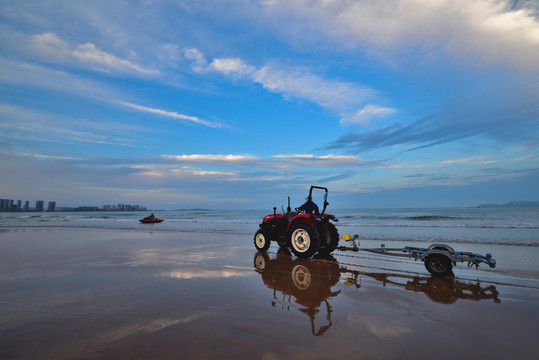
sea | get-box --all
[1,207,538,280]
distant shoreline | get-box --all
[476,201,539,208]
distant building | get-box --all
[47,201,56,212]
[35,200,44,212]
[23,201,29,211]
[1,199,13,211]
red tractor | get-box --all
[254,186,340,258]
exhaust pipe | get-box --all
[287,197,291,213]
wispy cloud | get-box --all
[162,153,374,168]
[0,151,79,160]
[120,101,226,128]
[340,105,397,126]
[184,48,395,126]
[162,154,258,163]
[0,59,119,102]
[272,153,373,167]
[440,156,497,166]
[0,104,142,148]
[131,164,241,179]
[321,86,539,153]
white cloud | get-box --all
[341,105,397,126]
[184,49,256,77]
[31,32,70,56]
[161,152,371,169]
[31,32,158,75]
[131,164,240,179]
[162,154,259,163]
[184,48,208,72]
[184,49,392,125]
[209,58,256,76]
[252,65,373,112]
[72,43,154,74]
[262,0,539,72]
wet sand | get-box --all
[1,228,538,360]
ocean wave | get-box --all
[406,215,468,221]
[341,215,486,221]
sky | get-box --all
[1,0,538,210]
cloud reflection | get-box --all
[348,313,412,339]
[159,269,250,279]
[96,311,219,344]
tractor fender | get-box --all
[287,214,317,232]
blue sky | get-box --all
[1,0,538,210]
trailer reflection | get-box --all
[253,250,500,336]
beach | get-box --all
[1,224,539,360]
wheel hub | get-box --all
[292,229,310,252]
[256,233,265,247]
[430,258,447,271]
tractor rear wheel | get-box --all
[288,223,319,258]
[254,229,271,251]
[318,223,339,255]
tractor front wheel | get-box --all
[288,223,320,258]
[254,229,271,251]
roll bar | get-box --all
[309,186,329,215]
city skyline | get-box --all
[0,197,147,212]
[1,1,538,210]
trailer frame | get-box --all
[337,234,497,277]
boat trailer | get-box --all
[338,234,497,277]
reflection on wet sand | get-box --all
[254,250,342,336]
[254,250,500,336]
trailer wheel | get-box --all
[288,223,320,258]
[254,229,271,251]
[424,254,453,277]
[318,223,339,255]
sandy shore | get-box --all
[1,227,538,359]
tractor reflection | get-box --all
[253,250,500,336]
[254,250,341,336]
